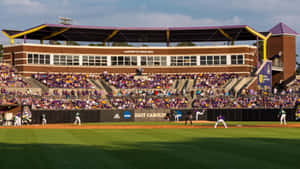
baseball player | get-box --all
[41,113,47,126]
[214,114,227,128]
[74,111,81,125]
[14,114,21,126]
[13,115,18,126]
[184,111,193,125]
[196,109,205,121]
[279,106,287,126]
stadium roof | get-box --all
[269,22,298,36]
[2,23,272,43]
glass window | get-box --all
[83,56,89,66]
[95,56,100,66]
[60,55,66,65]
[28,54,33,64]
[54,55,59,65]
[118,56,124,65]
[154,56,160,66]
[191,56,197,66]
[171,56,176,66]
[45,55,50,64]
[214,56,220,65]
[89,56,95,66]
[131,56,137,66]
[161,56,167,66]
[39,55,45,64]
[148,56,154,66]
[141,56,146,66]
[183,56,190,66]
[111,56,117,66]
[231,55,237,65]
[238,55,243,64]
[200,56,206,65]
[73,56,79,65]
[33,54,39,64]
[125,56,130,65]
[67,56,73,65]
[102,56,107,66]
[177,56,183,66]
[221,56,226,65]
[207,56,213,65]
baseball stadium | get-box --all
[0,22,300,169]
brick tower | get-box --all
[267,23,298,86]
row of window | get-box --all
[27,54,244,66]
[28,54,50,64]
[83,56,107,66]
[171,56,197,66]
[200,56,227,65]
[141,56,167,66]
[111,56,137,66]
[54,55,79,65]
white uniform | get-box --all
[196,110,204,120]
[42,114,47,125]
[214,116,227,128]
[74,112,81,125]
[280,109,287,126]
[14,116,21,126]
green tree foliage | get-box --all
[68,41,80,46]
[88,43,105,46]
[50,40,61,45]
[0,44,3,59]
[176,42,195,46]
[112,42,132,47]
[253,41,263,61]
[296,54,300,75]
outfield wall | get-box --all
[30,108,297,124]
[31,109,135,124]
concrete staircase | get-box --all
[23,77,49,93]
[224,78,239,93]
[233,77,253,96]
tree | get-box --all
[112,42,132,47]
[296,54,300,74]
[88,43,105,46]
[176,42,195,46]
[0,44,3,59]
[253,41,264,62]
[68,41,80,46]
[50,40,61,45]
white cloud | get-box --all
[1,0,46,14]
[2,0,42,8]
[230,0,300,13]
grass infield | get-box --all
[0,122,299,169]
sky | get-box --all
[0,0,299,51]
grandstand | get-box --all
[0,22,299,124]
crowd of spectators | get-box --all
[0,64,28,88]
[194,73,237,89]
[1,64,300,110]
[192,88,299,109]
[33,73,93,89]
[101,73,174,89]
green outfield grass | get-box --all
[0,126,299,169]
[83,121,299,126]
